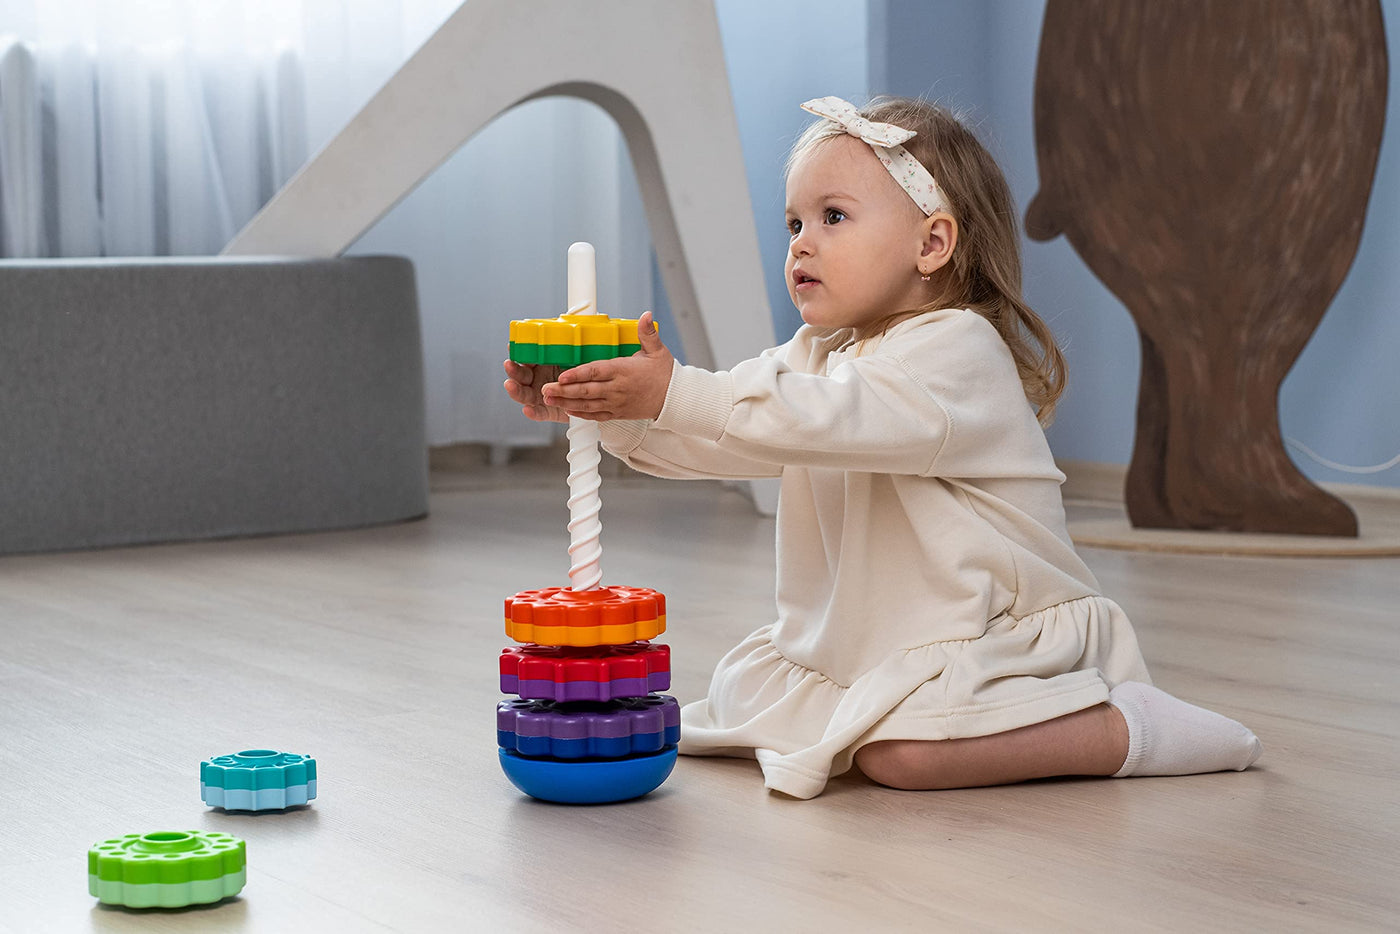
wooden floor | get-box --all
[1,460,1396,933]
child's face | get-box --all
[784,135,935,333]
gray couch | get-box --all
[0,255,428,554]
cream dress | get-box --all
[598,308,1150,799]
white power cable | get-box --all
[1285,437,1400,475]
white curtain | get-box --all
[0,0,653,448]
[0,0,307,255]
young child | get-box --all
[503,95,1262,800]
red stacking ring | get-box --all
[500,643,671,702]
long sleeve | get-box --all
[602,308,1057,483]
[598,417,782,480]
[649,310,1053,479]
[654,352,948,475]
[593,334,817,481]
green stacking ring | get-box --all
[88,831,246,908]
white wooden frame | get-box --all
[222,0,776,380]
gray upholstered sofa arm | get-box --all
[0,255,427,554]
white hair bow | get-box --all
[800,96,950,216]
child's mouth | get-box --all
[793,270,820,291]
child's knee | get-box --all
[855,740,945,790]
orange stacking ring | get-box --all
[504,586,666,647]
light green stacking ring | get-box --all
[88,831,246,908]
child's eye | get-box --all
[787,218,802,236]
[824,209,846,225]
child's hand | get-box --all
[542,312,673,421]
[503,360,569,423]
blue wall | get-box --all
[859,0,1400,488]
[715,0,870,343]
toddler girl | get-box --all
[503,96,1261,799]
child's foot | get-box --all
[1107,682,1262,777]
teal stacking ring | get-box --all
[200,749,317,811]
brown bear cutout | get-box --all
[1027,0,1388,535]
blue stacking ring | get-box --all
[498,746,678,804]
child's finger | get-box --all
[557,360,616,384]
[505,361,564,387]
[522,402,568,423]
[559,395,613,413]
[547,379,608,401]
[543,380,580,401]
[636,311,665,354]
[566,409,614,422]
[504,378,540,405]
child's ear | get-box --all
[918,212,959,275]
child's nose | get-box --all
[790,229,812,257]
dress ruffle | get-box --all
[679,594,1151,799]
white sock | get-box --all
[1108,682,1262,778]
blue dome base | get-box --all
[499,746,677,804]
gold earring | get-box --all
[920,272,931,282]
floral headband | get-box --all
[800,96,951,216]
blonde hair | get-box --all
[787,96,1066,425]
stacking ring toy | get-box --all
[88,831,246,908]
[200,749,317,811]
[500,643,671,702]
[497,242,679,805]
[499,747,679,805]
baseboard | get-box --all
[1057,459,1400,555]
[1057,458,1400,507]
[1056,459,1130,504]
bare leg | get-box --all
[854,704,1129,790]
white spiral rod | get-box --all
[566,242,596,316]
[565,415,604,591]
